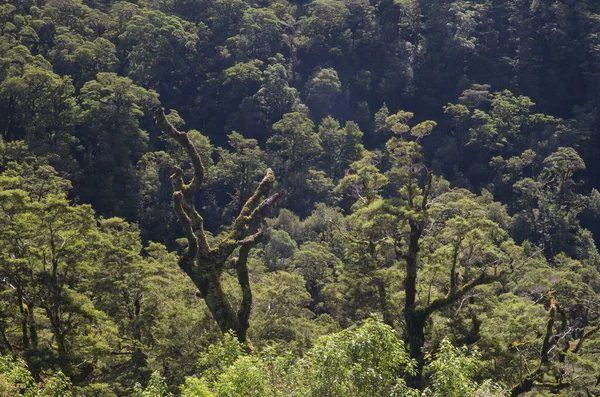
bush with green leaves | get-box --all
[424,339,506,397]
[296,318,417,397]
[133,372,171,397]
[168,320,508,397]
[0,355,72,397]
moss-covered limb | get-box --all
[155,107,210,255]
[532,382,571,392]
[238,168,276,218]
[540,294,558,365]
[404,267,503,388]
[170,166,186,194]
[172,192,199,276]
[229,169,277,242]
[509,368,544,397]
[18,294,29,349]
[375,277,393,327]
[449,239,462,295]
[154,107,205,192]
[510,297,597,396]
[570,323,600,355]
[405,171,432,310]
[211,173,277,262]
[234,236,259,343]
[509,292,563,397]
[404,307,427,389]
[217,189,279,262]
[1,327,12,354]
[245,193,279,233]
[216,191,279,262]
[424,270,503,316]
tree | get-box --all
[0,63,79,173]
[290,241,341,313]
[318,116,364,181]
[305,67,342,119]
[268,112,321,171]
[214,131,267,218]
[424,339,506,397]
[239,63,301,139]
[0,162,118,385]
[335,134,522,387]
[507,291,600,396]
[77,72,159,218]
[113,7,200,106]
[300,0,351,71]
[135,151,180,246]
[50,32,117,88]
[154,107,278,345]
[299,318,416,397]
[249,270,331,352]
[334,150,388,211]
[92,218,156,386]
[263,230,296,271]
[225,8,283,62]
[392,148,518,387]
[0,355,73,397]
[512,147,598,263]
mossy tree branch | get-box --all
[423,270,504,316]
[153,107,278,344]
[508,292,600,397]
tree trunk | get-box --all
[404,308,427,388]
[194,263,240,337]
[375,278,393,327]
[403,184,427,387]
[28,304,38,348]
[21,309,29,349]
[18,293,29,349]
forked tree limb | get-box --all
[153,106,279,344]
[508,292,600,397]
[424,270,504,316]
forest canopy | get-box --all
[1,0,600,395]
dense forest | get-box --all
[1,0,600,395]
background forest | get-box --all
[2,0,600,395]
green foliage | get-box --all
[0,355,73,397]
[306,68,342,119]
[264,229,297,270]
[298,318,417,397]
[249,271,320,351]
[335,151,388,209]
[77,72,159,217]
[133,372,171,397]
[213,356,267,397]
[2,0,600,395]
[0,356,34,395]
[268,112,322,173]
[36,371,73,397]
[196,332,244,385]
[424,339,481,397]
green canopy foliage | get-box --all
[2,0,600,395]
